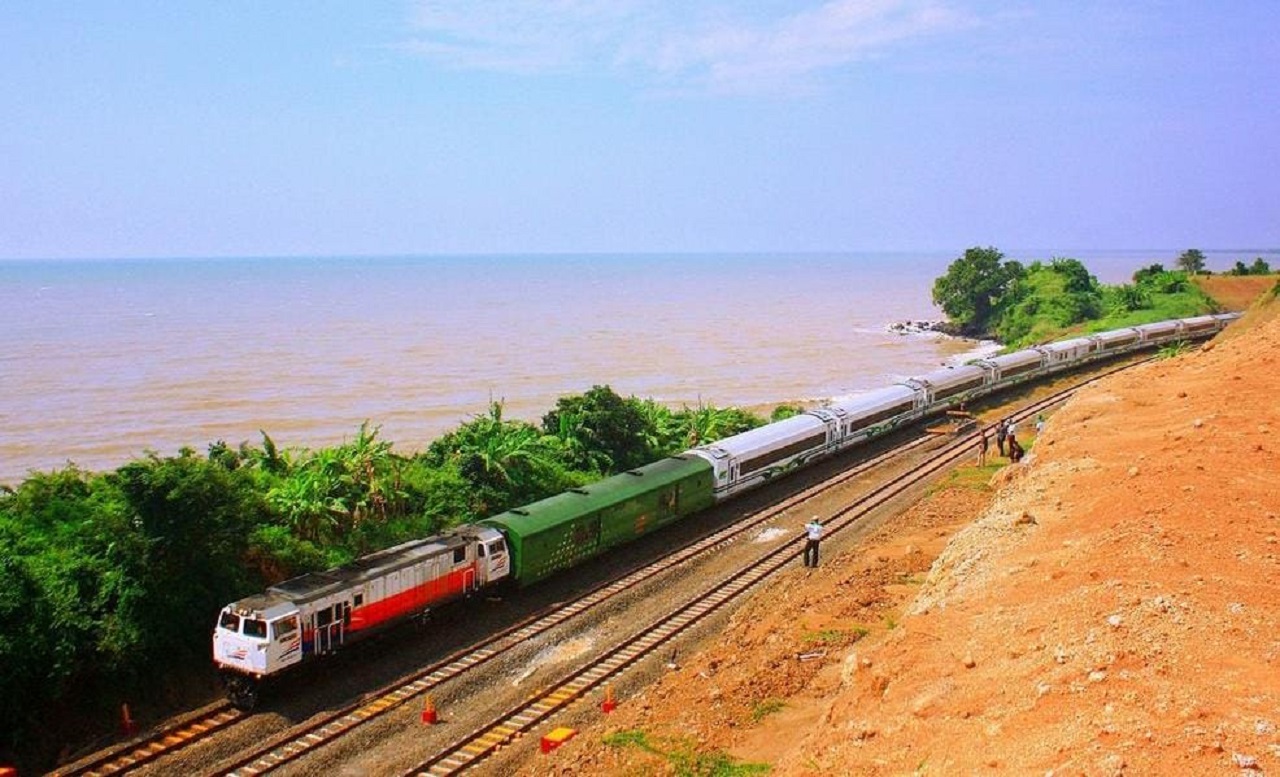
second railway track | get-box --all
[59,357,1143,777]
[404,388,1078,775]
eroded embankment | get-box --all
[529,302,1280,776]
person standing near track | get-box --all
[803,517,823,568]
[995,420,1008,457]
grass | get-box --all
[1085,294,1215,333]
[602,729,771,776]
[926,461,1003,496]
[1156,340,1194,360]
[801,626,869,646]
[750,698,786,723]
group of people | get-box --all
[805,413,1047,569]
[997,419,1025,462]
[978,414,1044,465]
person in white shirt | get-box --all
[803,517,824,568]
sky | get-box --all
[1,1,1277,259]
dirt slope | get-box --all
[1194,275,1277,311]
[533,302,1279,775]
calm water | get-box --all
[0,251,1258,484]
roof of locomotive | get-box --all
[479,455,710,538]
[247,533,470,609]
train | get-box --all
[212,313,1237,707]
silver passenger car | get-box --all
[1133,319,1182,343]
[1040,336,1096,369]
[689,413,832,499]
[826,383,924,446]
[979,349,1046,386]
[909,364,988,405]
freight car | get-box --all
[213,313,1237,708]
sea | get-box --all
[0,250,1268,485]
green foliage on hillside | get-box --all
[992,258,1103,344]
[0,385,769,768]
[931,246,1025,335]
[934,249,1220,348]
[1094,265,1216,332]
[1226,257,1273,276]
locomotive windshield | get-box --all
[272,616,298,640]
[242,618,267,639]
[219,611,240,631]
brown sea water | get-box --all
[0,251,1213,484]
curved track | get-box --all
[58,357,1144,777]
[402,390,1076,775]
[211,421,941,775]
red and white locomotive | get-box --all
[213,526,510,707]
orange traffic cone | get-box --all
[120,703,138,737]
[421,695,439,725]
[601,684,617,714]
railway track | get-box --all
[404,388,1087,775]
[56,358,1142,777]
[68,413,942,777]
[209,423,940,776]
[52,704,243,777]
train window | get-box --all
[219,611,240,632]
[453,547,466,564]
[477,543,487,558]
[353,594,364,608]
[243,618,268,639]
[272,616,298,641]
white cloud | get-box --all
[404,0,976,94]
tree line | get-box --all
[930,247,1237,346]
[0,387,792,771]
[1172,248,1273,277]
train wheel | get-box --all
[222,674,259,711]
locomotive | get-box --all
[213,313,1237,707]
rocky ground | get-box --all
[523,285,1279,775]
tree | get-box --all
[669,403,762,447]
[991,259,1102,343]
[111,452,266,666]
[1132,263,1166,285]
[1249,257,1272,275]
[770,404,806,422]
[1176,249,1206,274]
[541,385,653,473]
[427,402,571,514]
[1110,283,1150,313]
[931,247,1025,335]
